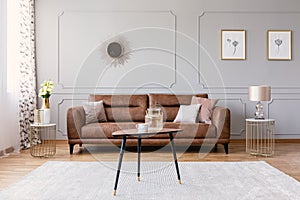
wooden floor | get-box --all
[0,140,300,190]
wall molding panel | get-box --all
[198,11,300,90]
[58,10,177,90]
[269,98,300,137]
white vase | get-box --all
[43,109,51,124]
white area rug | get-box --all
[1,161,300,200]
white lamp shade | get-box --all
[248,85,271,101]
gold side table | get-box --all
[246,119,275,157]
[30,123,56,157]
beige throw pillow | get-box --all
[83,101,107,124]
[191,96,218,124]
[173,104,201,123]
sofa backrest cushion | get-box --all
[89,94,148,122]
[148,94,208,122]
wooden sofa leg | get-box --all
[223,144,229,154]
[69,144,75,154]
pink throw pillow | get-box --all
[191,96,218,124]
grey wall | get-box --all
[35,0,300,139]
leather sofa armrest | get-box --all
[67,106,85,140]
[211,106,231,140]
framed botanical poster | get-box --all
[267,30,292,60]
[221,30,246,60]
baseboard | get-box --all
[230,139,300,143]
[274,139,300,143]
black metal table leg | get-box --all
[137,136,141,181]
[169,133,181,184]
[113,136,127,196]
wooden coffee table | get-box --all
[112,128,183,196]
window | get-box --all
[0,0,7,94]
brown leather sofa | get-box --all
[67,94,230,154]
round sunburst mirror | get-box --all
[107,42,123,58]
[100,36,131,67]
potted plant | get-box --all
[38,80,54,124]
[39,80,54,109]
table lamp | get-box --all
[248,85,271,119]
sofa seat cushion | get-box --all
[81,121,216,139]
[163,122,216,138]
[81,122,137,139]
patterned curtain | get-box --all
[19,0,37,149]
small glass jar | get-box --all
[145,108,163,132]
